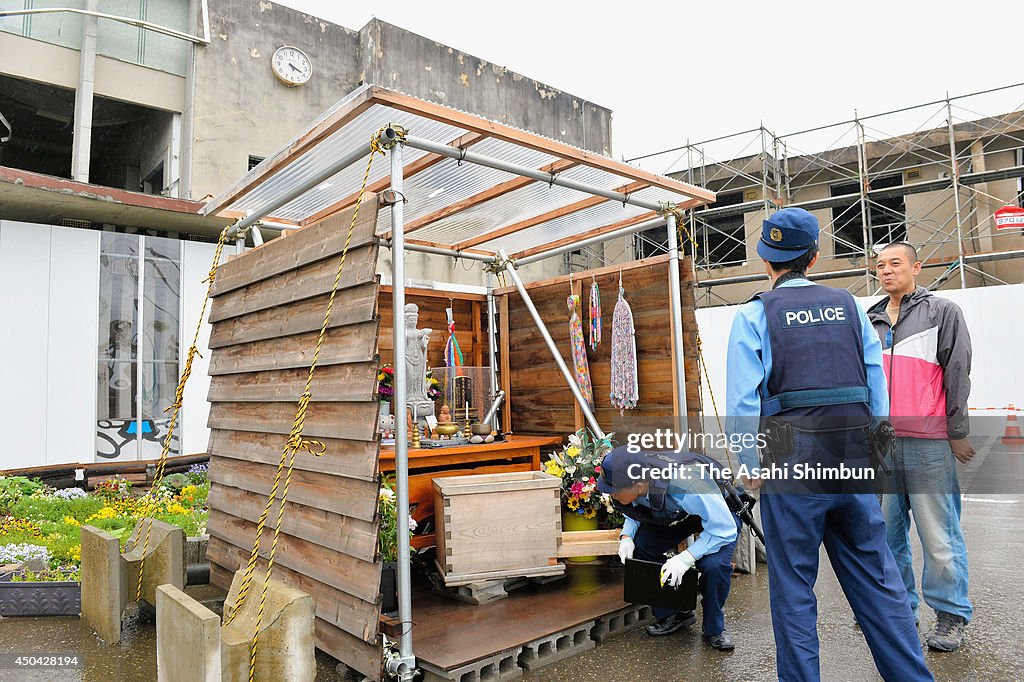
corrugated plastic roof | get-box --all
[204,85,714,259]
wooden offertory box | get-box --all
[433,471,564,585]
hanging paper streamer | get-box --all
[444,307,463,372]
[589,278,601,351]
[567,294,594,406]
[610,279,639,415]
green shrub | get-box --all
[0,476,43,515]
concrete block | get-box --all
[80,525,124,644]
[221,568,315,682]
[156,584,221,682]
[185,535,210,565]
[122,518,186,606]
[517,621,595,671]
[590,604,654,643]
[436,578,509,605]
[419,647,522,682]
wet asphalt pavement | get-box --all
[524,436,1024,682]
[0,437,1020,681]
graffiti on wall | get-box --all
[95,418,179,461]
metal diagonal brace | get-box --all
[495,249,605,439]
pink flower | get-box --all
[570,482,584,496]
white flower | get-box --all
[568,433,582,447]
[409,517,418,532]
[565,465,576,475]
[379,487,396,503]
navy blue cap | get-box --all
[757,207,819,262]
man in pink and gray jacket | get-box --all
[868,242,975,652]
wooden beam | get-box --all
[492,253,672,296]
[379,284,486,302]
[509,211,660,261]
[398,158,580,235]
[301,131,487,227]
[472,300,483,367]
[207,88,378,216]
[370,87,717,204]
[454,180,648,251]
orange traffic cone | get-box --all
[1002,405,1024,444]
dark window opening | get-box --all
[0,75,74,177]
[635,190,747,267]
[89,96,173,193]
[248,155,266,171]
[830,173,906,257]
[142,163,164,195]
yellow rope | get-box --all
[676,219,733,471]
[220,126,396,682]
[134,221,235,602]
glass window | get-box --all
[26,0,85,50]
[97,0,142,65]
[95,232,181,460]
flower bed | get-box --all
[0,465,210,599]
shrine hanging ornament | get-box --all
[609,269,639,415]
[589,274,601,351]
[444,303,464,372]
[567,291,595,406]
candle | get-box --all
[465,402,469,420]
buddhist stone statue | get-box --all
[404,304,435,420]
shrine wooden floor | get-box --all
[410,562,628,673]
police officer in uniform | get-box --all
[597,448,740,650]
[725,208,932,681]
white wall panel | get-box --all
[0,222,52,470]
[46,226,100,466]
[180,240,224,456]
[696,283,1024,437]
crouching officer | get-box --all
[725,207,932,681]
[597,447,739,650]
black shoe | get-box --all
[703,630,735,651]
[927,612,967,651]
[644,610,696,636]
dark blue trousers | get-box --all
[633,520,737,637]
[761,492,933,682]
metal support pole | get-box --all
[385,240,497,263]
[854,117,874,292]
[485,273,501,431]
[401,134,680,212]
[495,249,605,439]
[946,99,968,289]
[665,214,689,425]
[388,143,416,680]
[250,226,264,246]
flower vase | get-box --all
[561,511,599,563]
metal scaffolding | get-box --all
[629,83,1024,306]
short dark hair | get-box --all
[768,244,819,275]
[879,241,918,262]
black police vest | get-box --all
[753,284,870,424]
[612,450,725,535]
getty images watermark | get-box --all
[622,428,877,483]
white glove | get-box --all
[660,550,696,588]
[618,535,635,564]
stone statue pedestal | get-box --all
[407,400,435,421]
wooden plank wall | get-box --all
[498,254,701,438]
[376,287,488,371]
[204,196,385,680]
